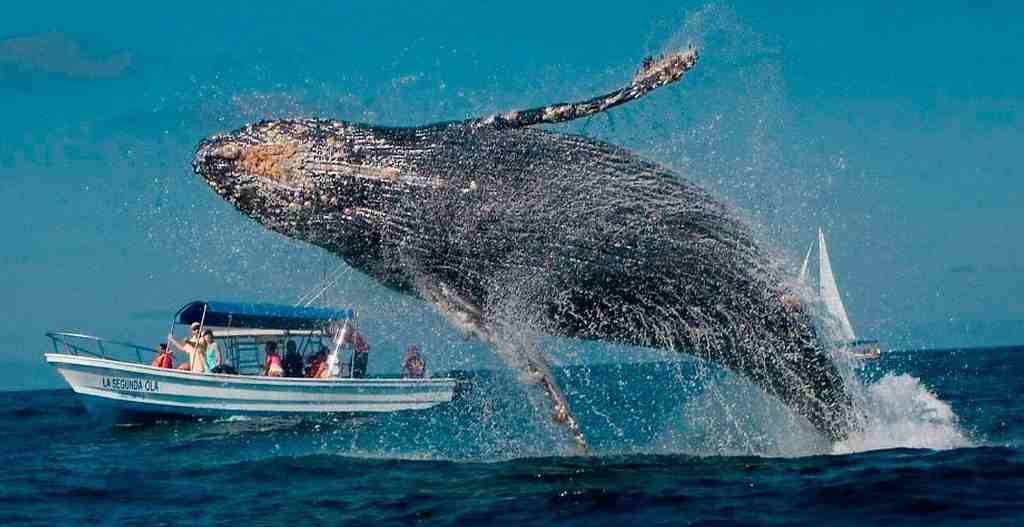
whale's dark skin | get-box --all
[192,49,857,448]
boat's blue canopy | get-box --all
[175,301,355,330]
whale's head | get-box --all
[192,119,413,253]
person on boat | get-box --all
[151,343,174,369]
[282,340,304,377]
[325,323,354,378]
[169,331,207,373]
[185,322,202,347]
[263,341,284,377]
[305,347,329,378]
[401,345,426,378]
[202,329,232,374]
[324,342,349,378]
[350,331,370,378]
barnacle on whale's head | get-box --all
[192,120,349,244]
[193,121,309,194]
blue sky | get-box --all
[2,2,1021,390]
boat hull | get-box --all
[45,353,456,421]
[835,340,882,361]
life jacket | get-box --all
[151,352,174,369]
[308,359,328,379]
[351,338,369,378]
[353,332,369,354]
[305,358,318,377]
[402,351,425,378]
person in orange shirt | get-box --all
[305,347,329,378]
[151,343,174,369]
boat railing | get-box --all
[46,332,157,364]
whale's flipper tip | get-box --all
[631,46,699,90]
[469,45,700,130]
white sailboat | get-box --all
[799,228,880,359]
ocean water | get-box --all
[4,347,1023,526]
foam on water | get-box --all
[834,373,973,454]
[651,359,973,458]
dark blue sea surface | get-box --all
[3,347,1022,526]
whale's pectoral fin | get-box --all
[517,347,589,452]
[415,278,589,452]
[469,46,698,130]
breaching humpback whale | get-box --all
[192,48,856,450]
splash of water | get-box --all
[657,363,830,457]
[835,373,972,453]
[656,364,972,457]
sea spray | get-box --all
[656,362,830,457]
[834,373,972,454]
[650,346,972,457]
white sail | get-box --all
[817,228,856,341]
[797,241,814,286]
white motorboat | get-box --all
[45,301,457,422]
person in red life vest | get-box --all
[305,346,329,378]
[151,343,174,369]
[263,341,284,377]
[350,332,370,378]
[401,345,426,378]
